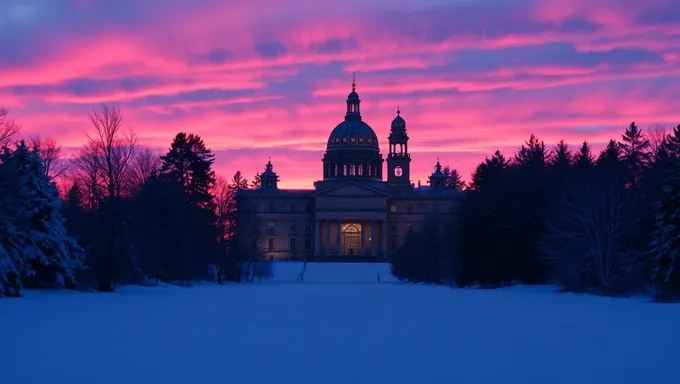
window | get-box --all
[267,238,274,250]
[343,165,347,176]
[390,205,397,212]
[305,238,312,250]
[350,164,356,176]
[290,223,296,231]
[290,204,296,212]
[334,165,338,176]
[358,165,363,176]
[368,166,372,176]
[268,203,274,212]
[305,224,312,235]
[267,221,275,230]
[406,223,413,232]
[289,238,297,251]
[407,204,413,213]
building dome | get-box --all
[326,79,379,151]
[391,108,406,130]
[321,77,384,182]
[327,120,379,151]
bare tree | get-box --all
[649,124,667,153]
[28,135,67,181]
[71,141,104,210]
[0,108,20,147]
[86,105,137,200]
[128,145,160,193]
[541,177,640,295]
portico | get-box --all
[313,218,388,257]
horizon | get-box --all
[2,0,679,188]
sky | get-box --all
[1,0,680,189]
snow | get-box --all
[267,261,398,283]
[2,264,680,384]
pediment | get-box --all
[314,182,389,197]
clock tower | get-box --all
[386,107,411,186]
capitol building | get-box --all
[237,80,460,260]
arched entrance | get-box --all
[341,223,362,255]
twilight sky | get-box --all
[2,0,680,188]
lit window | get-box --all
[390,205,397,213]
[358,165,363,176]
[343,165,347,176]
[350,164,356,176]
[368,166,372,176]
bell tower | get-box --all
[260,158,279,190]
[386,107,411,186]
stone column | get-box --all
[381,220,388,255]
[370,220,376,256]
[336,220,342,255]
[314,220,320,256]
[325,220,331,256]
[359,220,365,255]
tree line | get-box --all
[392,122,680,302]
[0,106,263,297]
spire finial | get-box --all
[397,106,400,115]
[351,71,356,90]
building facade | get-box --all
[237,80,460,261]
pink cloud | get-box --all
[2,0,679,189]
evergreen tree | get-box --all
[619,122,651,186]
[159,132,218,279]
[649,161,680,300]
[441,166,465,191]
[0,143,84,295]
[469,150,509,191]
[574,141,595,171]
[0,147,27,296]
[550,140,572,173]
[160,132,217,210]
[665,124,680,160]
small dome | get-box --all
[347,90,360,101]
[327,120,379,151]
[391,108,405,129]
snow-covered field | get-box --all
[2,263,679,384]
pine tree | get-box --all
[514,134,547,171]
[666,124,680,160]
[619,121,651,185]
[550,140,572,172]
[160,132,216,211]
[469,150,509,191]
[159,133,218,279]
[0,147,27,296]
[649,161,680,300]
[441,166,465,191]
[13,142,84,288]
[574,141,595,170]
[0,143,84,295]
